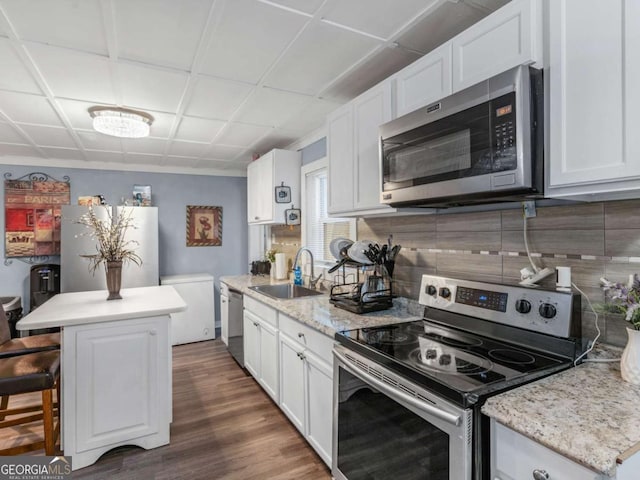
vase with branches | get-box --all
[75,206,142,299]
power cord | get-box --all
[571,281,620,365]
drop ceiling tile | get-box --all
[0,39,42,94]
[0,122,28,144]
[184,76,253,120]
[119,63,189,113]
[279,98,342,133]
[0,143,42,157]
[395,1,489,54]
[214,122,272,147]
[322,45,420,102]
[124,152,165,166]
[175,116,226,143]
[234,87,310,127]
[165,156,199,168]
[249,129,301,156]
[168,140,208,157]
[147,111,176,138]
[19,124,76,148]
[76,130,123,151]
[0,91,62,125]
[41,146,85,160]
[200,0,307,84]
[2,0,107,54]
[262,21,381,96]
[263,0,324,15]
[202,144,246,161]
[26,43,116,104]
[85,150,124,163]
[322,0,436,39]
[121,137,168,155]
[113,0,211,70]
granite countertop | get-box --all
[482,344,640,477]
[220,274,421,337]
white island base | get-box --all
[17,286,186,471]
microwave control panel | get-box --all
[492,92,516,165]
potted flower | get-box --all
[266,248,277,279]
[600,274,640,383]
[75,206,142,300]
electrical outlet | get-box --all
[523,201,537,218]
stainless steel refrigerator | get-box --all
[60,206,159,293]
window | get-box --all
[302,159,355,266]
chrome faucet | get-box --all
[293,247,323,289]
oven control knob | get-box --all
[539,303,557,319]
[439,287,451,299]
[426,285,437,296]
[439,354,451,366]
[515,299,532,314]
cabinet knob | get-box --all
[221,299,227,303]
[296,351,305,361]
[253,322,259,327]
[254,216,259,220]
[297,332,305,339]
[149,330,157,336]
[532,469,549,480]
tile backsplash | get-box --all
[269,199,640,347]
[358,199,640,347]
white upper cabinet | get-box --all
[394,43,452,118]
[451,0,542,92]
[327,104,354,214]
[247,148,301,224]
[328,81,394,216]
[546,0,640,199]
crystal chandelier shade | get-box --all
[88,106,154,138]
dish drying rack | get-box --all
[329,262,394,314]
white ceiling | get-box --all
[0,0,507,176]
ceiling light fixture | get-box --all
[88,106,154,138]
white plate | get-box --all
[329,237,353,260]
[348,240,374,265]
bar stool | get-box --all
[0,350,60,455]
[0,307,59,358]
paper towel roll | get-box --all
[275,253,287,280]
[556,266,571,290]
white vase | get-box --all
[621,327,640,384]
[270,262,276,280]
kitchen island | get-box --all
[17,286,187,470]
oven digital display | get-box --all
[456,286,508,312]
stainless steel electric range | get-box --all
[332,274,584,480]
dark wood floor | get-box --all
[0,340,331,480]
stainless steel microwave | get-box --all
[379,65,543,208]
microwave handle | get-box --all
[334,348,461,427]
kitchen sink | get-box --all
[248,284,322,300]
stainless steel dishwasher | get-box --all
[226,288,244,367]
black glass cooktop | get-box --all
[336,319,572,406]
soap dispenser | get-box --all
[294,266,302,285]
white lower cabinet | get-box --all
[491,420,605,480]
[304,349,333,465]
[63,316,171,470]
[242,296,334,467]
[243,308,279,403]
[278,313,334,467]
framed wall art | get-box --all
[186,205,222,247]
[275,184,291,203]
[4,172,70,258]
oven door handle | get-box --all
[334,349,462,427]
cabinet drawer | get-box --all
[279,313,334,362]
[244,295,277,327]
[491,421,604,480]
